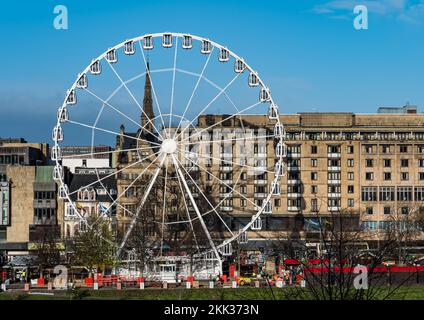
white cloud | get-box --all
[313,0,424,24]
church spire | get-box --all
[141,60,154,133]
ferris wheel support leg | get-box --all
[117,154,166,257]
[216,259,223,276]
[171,155,223,272]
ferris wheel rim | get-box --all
[53,31,286,260]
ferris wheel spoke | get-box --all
[160,158,169,256]
[92,201,136,230]
[68,151,159,196]
[172,159,201,254]
[66,119,162,147]
[60,146,154,159]
[82,87,151,134]
[186,151,276,175]
[178,101,263,144]
[56,33,282,271]
[175,72,242,141]
[174,155,234,237]
[172,67,241,138]
[88,169,123,228]
[180,133,275,146]
[171,155,222,264]
[173,48,214,140]
[106,61,165,141]
[168,36,179,135]
[104,152,162,219]
[175,68,239,113]
[138,41,169,139]
[117,154,166,257]
[179,150,257,208]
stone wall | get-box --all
[6,166,35,243]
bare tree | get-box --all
[304,210,420,298]
[385,204,424,265]
[235,192,423,300]
[31,225,62,278]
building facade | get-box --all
[279,111,424,234]
[115,105,424,249]
[0,139,64,259]
[64,168,117,238]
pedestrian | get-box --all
[21,270,26,284]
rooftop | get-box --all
[0,137,27,145]
[377,105,418,114]
[68,172,116,202]
[61,145,113,159]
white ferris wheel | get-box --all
[52,32,286,275]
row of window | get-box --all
[364,158,424,168]
[292,158,424,169]
[364,206,414,215]
[361,186,424,202]
[0,155,25,165]
[309,172,342,181]
[364,171,424,181]
[362,220,422,231]
[300,170,424,182]
[34,191,55,200]
[364,144,423,154]
[77,188,117,201]
[288,144,424,155]
[33,208,56,222]
[286,132,424,141]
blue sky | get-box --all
[0,0,423,143]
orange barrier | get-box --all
[85,277,93,286]
[304,266,424,273]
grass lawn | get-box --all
[1,286,424,300]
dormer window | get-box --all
[78,188,96,201]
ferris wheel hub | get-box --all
[161,138,177,154]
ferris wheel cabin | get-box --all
[218,48,230,62]
[106,48,117,63]
[200,40,212,54]
[57,106,68,123]
[124,40,135,55]
[162,33,173,48]
[76,73,87,89]
[234,59,246,73]
[182,35,193,49]
[90,60,101,75]
[66,89,76,105]
[143,36,154,50]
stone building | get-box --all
[114,98,424,253]
[64,167,116,238]
[0,166,64,258]
[0,139,64,259]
